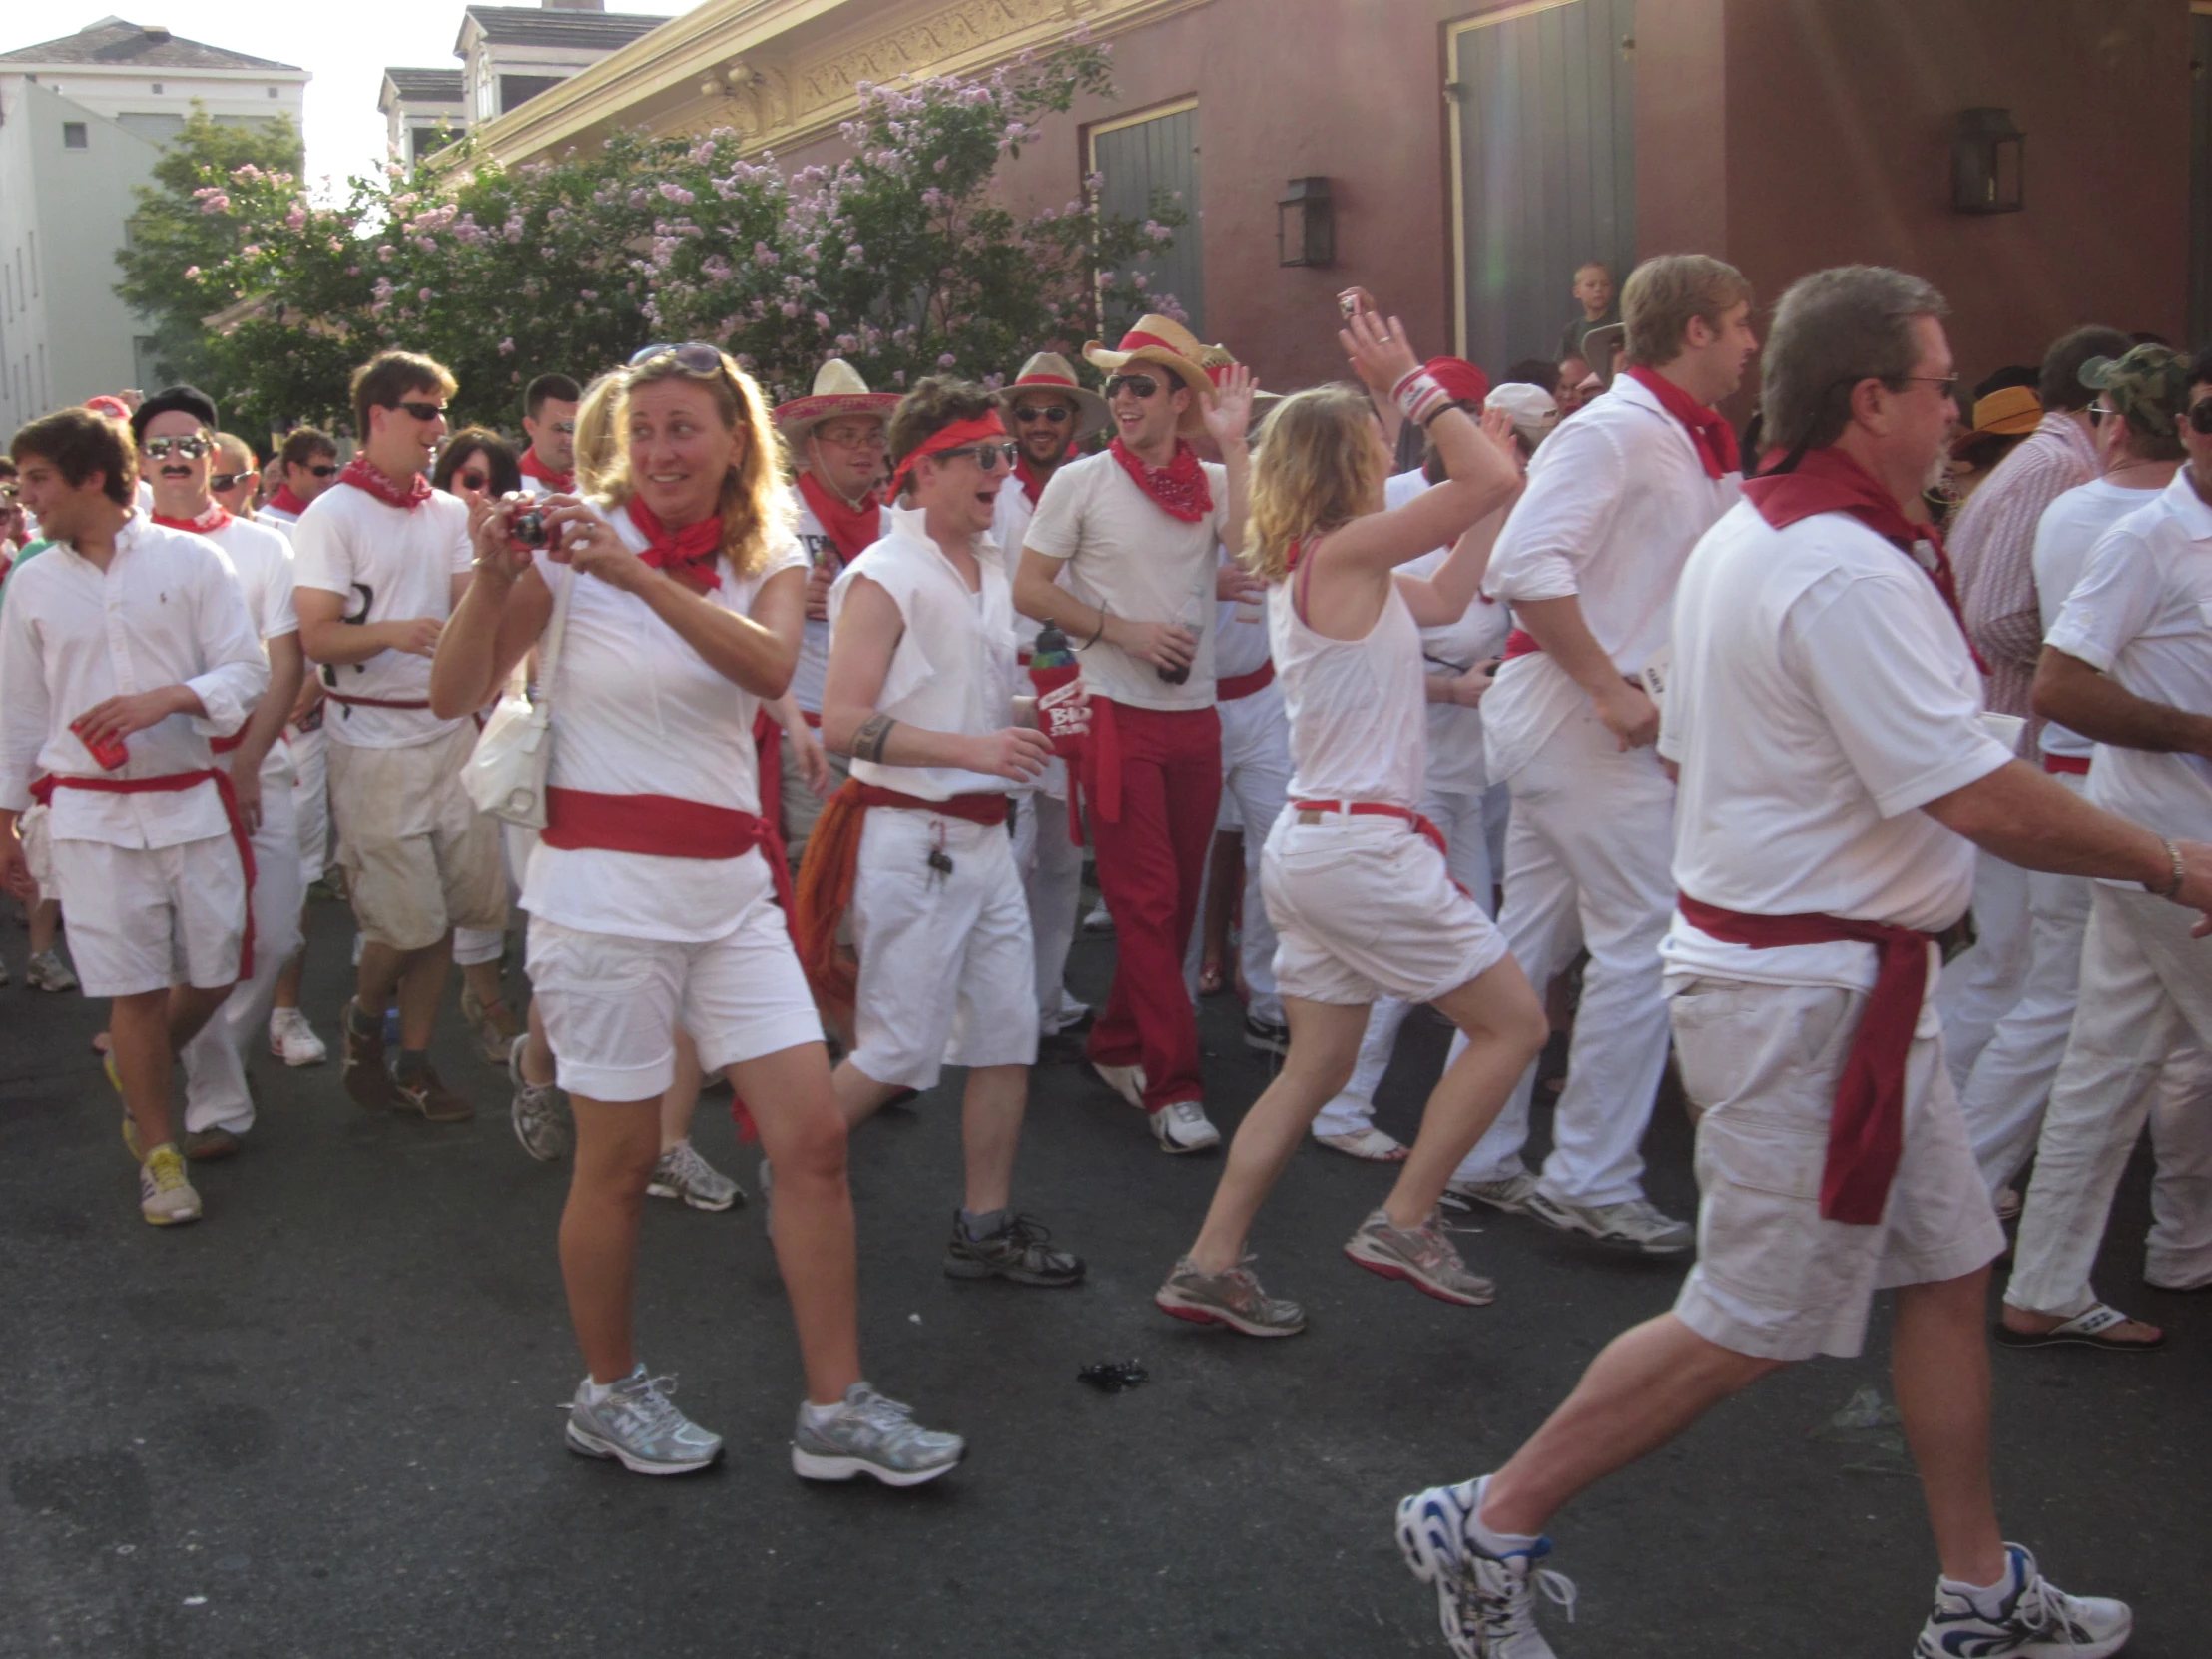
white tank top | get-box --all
[1268,550,1427,809]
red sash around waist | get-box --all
[2041,754,2090,777]
[326,690,432,711]
[211,730,246,754]
[1217,661,1276,701]
[1676,893,1936,1225]
[1502,628,1542,661]
[33,768,258,977]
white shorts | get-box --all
[287,723,330,887]
[849,806,1037,1091]
[1260,808,1507,1006]
[1668,975,2006,1362]
[526,901,822,1101]
[48,833,247,997]
[327,722,509,950]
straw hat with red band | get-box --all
[1197,344,1281,408]
[773,358,900,442]
[888,409,1010,501]
[1000,351,1109,442]
[1082,314,1218,433]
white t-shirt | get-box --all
[1384,469,1510,797]
[289,480,473,748]
[992,478,1052,657]
[830,504,1021,802]
[2047,468,2212,852]
[2031,476,2167,762]
[201,514,301,782]
[1659,499,2012,992]
[522,502,807,942]
[1022,449,1230,711]
[1479,373,1741,782]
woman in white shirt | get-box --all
[432,344,962,1487]
[1154,307,1542,1337]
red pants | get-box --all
[1085,702,1222,1110]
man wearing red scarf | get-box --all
[518,372,581,498]
[1442,255,1755,1254]
[292,349,508,1126]
[1012,315,1253,1154]
[259,426,338,528]
[1397,265,2212,1659]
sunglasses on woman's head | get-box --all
[629,342,725,374]
[1104,374,1161,401]
[141,435,210,460]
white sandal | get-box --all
[1993,1302,2165,1352]
[1314,1128,1408,1163]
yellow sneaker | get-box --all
[139,1145,203,1227]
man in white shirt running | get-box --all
[131,387,307,1158]
[1,409,269,1226]
[1443,255,1756,1253]
[292,350,508,1124]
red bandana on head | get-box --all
[623,495,724,594]
[337,455,433,511]
[1743,445,1986,671]
[1108,437,1213,523]
[796,470,881,566]
[518,448,574,495]
[1623,365,1740,480]
[887,412,1009,501]
[151,502,233,535]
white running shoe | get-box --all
[268,1008,328,1067]
[25,947,77,992]
[1396,1478,1575,1658]
[1082,900,1114,933]
[1523,1188,1693,1256]
[1092,1060,1147,1110]
[1150,1099,1221,1154]
[1912,1544,2130,1659]
[647,1139,743,1211]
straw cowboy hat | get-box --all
[773,358,900,440]
[1196,344,1281,420]
[1000,351,1110,442]
[1083,314,1218,433]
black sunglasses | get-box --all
[1012,403,1072,424]
[1104,374,1161,401]
[142,435,211,460]
[397,399,447,422]
[933,443,1020,472]
[458,470,489,492]
[306,462,338,478]
[211,472,247,492]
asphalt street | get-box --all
[3,893,2207,1658]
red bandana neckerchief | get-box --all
[1108,437,1212,523]
[796,470,881,567]
[624,495,724,594]
[518,448,574,495]
[151,502,233,535]
[1014,451,1053,508]
[1623,365,1740,481]
[1743,445,1986,671]
[337,455,433,512]
[266,483,309,517]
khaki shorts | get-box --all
[1668,975,2005,1362]
[327,722,509,951]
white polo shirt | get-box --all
[289,480,472,749]
[1022,448,1229,711]
[1660,498,2012,991]
[2046,467,2212,853]
[1478,373,1740,781]
[521,502,806,942]
[2030,476,2168,764]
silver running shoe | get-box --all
[648,1139,744,1211]
[791,1382,965,1486]
[1440,1170,1540,1216]
[25,947,77,992]
[1155,1253,1306,1336]
[1912,1544,2130,1659]
[943,1211,1085,1286]
[1396,1478,1577,1659]
[1345,1208,1496,1307]
[565,1366,723,1475]
[509,1042,569,1163]
[1522,1189,1694,1256]
[1150,1099,1221,1153]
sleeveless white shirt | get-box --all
[1268,552,1427,810]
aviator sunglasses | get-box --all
[141,435,211,461]
[1104,374,1161,401]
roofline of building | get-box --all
[0,61,311,81]
[450,0,1205,172]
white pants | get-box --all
[1450,708,1676,1205]
[179,779,306,1134]
[288,723,329,887]
[1182,683,1293,1023]
[1935,846,2032,1085]
[2006,885,2212,1316]
[1314,784,1496,1138]
[1010,781,1085,1033]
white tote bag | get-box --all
[461,565,573,829]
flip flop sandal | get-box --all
[1992,1302,2165,1352]
[1314,1128,1409,1164]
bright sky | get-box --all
[22,1,688,192]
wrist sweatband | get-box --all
[1391,366,1454,429]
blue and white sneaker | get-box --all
[1914,1544,2130,1658]
[1396,1477,1575,1657]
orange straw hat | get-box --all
[1000,351,1110,442]
[773,358,900,442]
[1083,315,1218,433]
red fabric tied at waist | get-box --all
[2042,754,2090,777]
[1077,696,1125,829]
[210,730,246,754]
[1676,893,1937,1226]
[1502,629,1541,661]
[326,690,432,711]
[1217,661,1276,701]
[33,768,258,977]
[1291,798,1466,897]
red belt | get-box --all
[801,707,823,729]
[211,730,246,754]
[1290,797,1464,894]
[542,784,797,932]
[326,691,432,710]
[2041,754,2090,777]
[1677,893,1936,1225]
[849,782,1009,826]
[1217,661,1276,701]
[33,768,258,976]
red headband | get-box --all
[888,411,1007,500]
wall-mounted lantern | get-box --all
[1277,176,1335,267]
[1952,108,2024,215]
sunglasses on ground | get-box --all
[397,400,447,423]
[211,472,248,491]
[1104,374,1161,401]
[141,435,211,460]
[933,443,1020,472]
[1012,403,1072,424]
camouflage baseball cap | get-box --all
[2079,344,2190,438]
